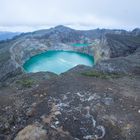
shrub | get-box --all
[16,78,34,88]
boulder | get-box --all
[14,124,47,140]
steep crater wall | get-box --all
[10,37,110,70]
[1,26,140,81]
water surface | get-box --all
[24,50,94,74]
[72,43,90,47]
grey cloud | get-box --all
[0,0,140,31]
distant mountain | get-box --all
[131,28,140,36]
[0,32,21,41]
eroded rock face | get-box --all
[94,48,140,74]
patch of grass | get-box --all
[16,78,35,88]
[81,71,122,79]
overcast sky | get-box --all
[0,0,140,32]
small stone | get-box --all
[54,111,61,115]
[75,138,80,140]
[103,97,113,106]
[4,123,10,129]
[51,125,56,129]
[31,102,37,107]
[36,84,39,87]
[108,88,113,91]
[138,110,140,113]
[40,94,43,97]
[55,121,59,125]
[33,94,38,97]
[5,106,10,110]
[26,107,36,117]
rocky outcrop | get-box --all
[94,48,140,74]
[106,34,140,57]
[93,33,140,74]
[0,41,22,81]
[14,124,47,140]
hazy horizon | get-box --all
[0,24,139,33]
[0,0,140,32]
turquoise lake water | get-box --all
[23,51,94,74]
[72,43,90,47]
[72,42,96,47]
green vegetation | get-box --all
[81,71,123,79]
[16,78,35,88]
